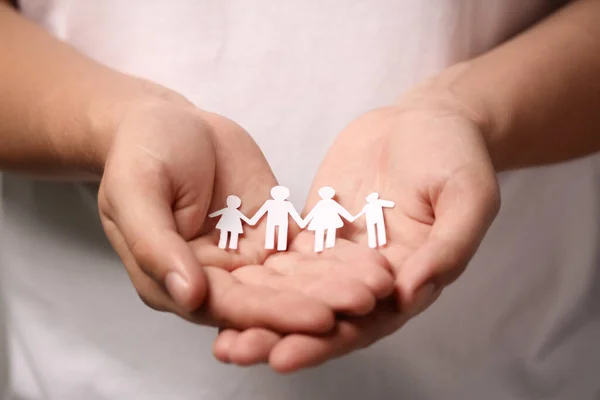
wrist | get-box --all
[83,76,193,176]
[396,62,509,171]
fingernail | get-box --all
[409,283,436,316]
[165,272,190,308]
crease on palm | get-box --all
[186,175,396,322]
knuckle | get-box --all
[132,277,172,313]
[474,172,501,217]
[97,183,113,215]
[343,288,368,308]
[488,184,502,216]
[129,238,157,276]
[136,291,168,312]
[438,263,467,286]
[481,177,501,211]
[363,269,393,294]
[189,307,226,328]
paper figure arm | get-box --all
[239,211,252,225]
[380,200,395,208]
[352,207,366,222]
[336,203,355,222]
[301,206,317,227]
[288,204,306,229]
[208,208,225,218]
[248,202,269,226]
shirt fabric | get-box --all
[3,1,600,399]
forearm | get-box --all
[414,0,600,171]
[0,2,186,177]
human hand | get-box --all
[213,235,396,365]
[97,98,337,333]
[97,94,394,337]
[213,92,500,371]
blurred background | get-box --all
[0,173,8,400]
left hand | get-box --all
[213,93,501,372]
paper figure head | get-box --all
[226,195,242,208]
[318,186,335,200]
[366,192,380,202]
[271,186,290,201]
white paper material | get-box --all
[208,195,252,249]
[353,192,395,248]
[210,188,394,252]
[302,187,354,252]
[249,186,304,251]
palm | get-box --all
[184,111,278,269]
[232,234,396,313]
[101,103,395,336]
[211,234,397,366]
[214,105,500,370]
[311,107,499,291]
[100,105,329,333]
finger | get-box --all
[287,237,396,299]
[98,232,336,334]
[101,166,208,312]
[232,266,377,316]
[213,329,240,363]
[269,321,362,373]
[227,328,282,366]
[397,168,500,302]
[302,278,376,316]
[269,305,409,373]
[101,218,175,312]
[191,267,335,334]
[325,262,395,300]
[302,260,395,301]
[190,235,270,273]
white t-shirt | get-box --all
[3,1,600,399]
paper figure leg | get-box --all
[229,232,239,250]
[376,222,387,247]
[277,225,288,251]
[367,222,377,248]
[325,228,336,249]
[314,229,325,253]
[218,230,228,249]
[265,225,275,250]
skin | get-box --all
[0,1,395,337]
[1,0,600,374]
[214,103,498,370]
[99,102,395,332]
[213,0,600,371]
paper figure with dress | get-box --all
[208,195,252,250]
[302,186,355,252]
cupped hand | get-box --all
[98,99,333,333]
[214,94,501,371]
[98,97,394,337]
[212,234,397,365]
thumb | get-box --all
[103,169,208,312]
[397,170,500,305]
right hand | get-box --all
[97,95,394,335]
[212,93,501,371]
[98,98,331,333]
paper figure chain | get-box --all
[209,186,395,253]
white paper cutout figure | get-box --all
[353,192,395,248]
[208,195,252,250]
[303,186,354,253]
[249,186,305,251]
